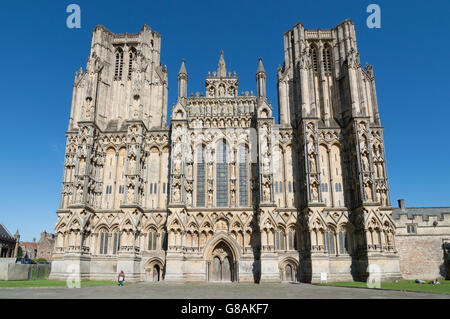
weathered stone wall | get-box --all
[37,237,55,261]
[0,260,51,281]
[396,235,447,280]
[394,212,450,280]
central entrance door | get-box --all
[211,241,234,282]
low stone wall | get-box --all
[0,260,51,281]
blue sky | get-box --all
[0,0,448,241]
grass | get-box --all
[0,280,118,288]
[319,280,450,294]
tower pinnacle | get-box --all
[217,50,227,77]
[257,57,266,74]
[178,59,187,76]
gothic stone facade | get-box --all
[49,20,402,283]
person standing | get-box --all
[118,271,125,286]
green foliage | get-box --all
[32,258,48,263]
[319,280,450,294]
[17,247,22,258]
[29,264,51,280]
[0,280,116,288]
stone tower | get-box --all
[50,25,170,281]
[278,20,401,281]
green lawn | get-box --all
[319,280,450,294]
[0,280,118,288]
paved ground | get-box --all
[0,282,448,299]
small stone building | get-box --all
[37,231,55,261]
[393,199,450,280]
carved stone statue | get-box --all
[186,190,192,206]
[263,183,270,202]
[127,186,134,202]
[362,155,369,171]
[309,154,316,173]
[173,185,180,202]
[78,158,86,175]
[387,232,393,246]
[219,85,225,97]
[263,155,270,174]
[311,183,318,200]
[129,156,136,174]
[307,136,315,153]
[208,191,213,205]
[381,190,387,206]
[173,156,182,174]
[365,184,372,201]
[76,185,83,202]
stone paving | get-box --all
[0,282,448,299]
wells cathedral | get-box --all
[49,20,404,283]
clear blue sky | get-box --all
[0,0,448,241]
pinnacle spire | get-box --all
[217,50,227,77]
[178,59,187,76]
[257,57,266,74]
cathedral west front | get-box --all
[49,20,403,283]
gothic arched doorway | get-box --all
[280,258,299,282]
[153,265,160,282]
[144,258,164,282]
[209,241,235,282]
[285,264,293,282]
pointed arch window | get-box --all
[128,47,136,79]
[148,229,157,251]
[99,229,109,255]
[310,45,318,73]
[325,229,336,254]
[288,228,297,250]
[196,145,206,207]
[238,146,248,206]
[322,45,332,74]
[338,231,348,254]
[160,230,167,250]
[216,140,228,207]
[114,48,124,80]
[276,230,286,250]
[112,230,120,254]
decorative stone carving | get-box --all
[364,183,372,202]
[311,183,319,201]
[127,185,134,202]
[309,154,316,173]
[173,155,182,174]
[173,184,181,202]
